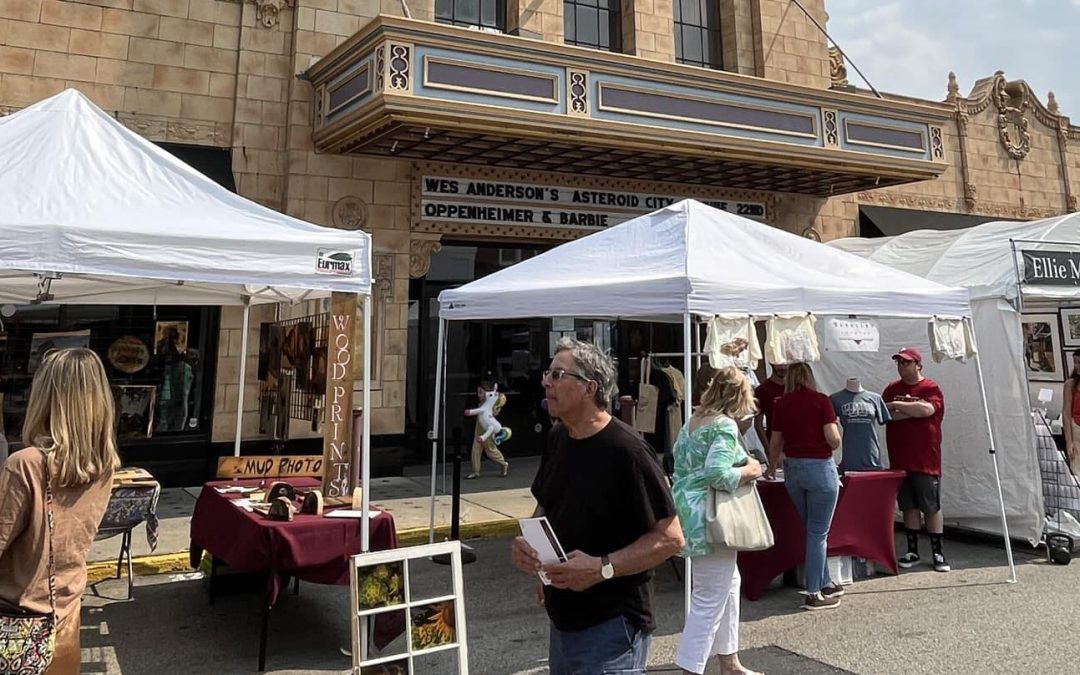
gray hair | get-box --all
[554,337,618,410]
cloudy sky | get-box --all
[823,0,1079,114]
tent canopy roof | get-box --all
[829,212,1080,302]
[439,200,971,321]
[0,89,371,305]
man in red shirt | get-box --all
[753,364,788,451]
[883,347,949,572]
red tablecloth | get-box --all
[189,478,397,604]
[738,470,906,600]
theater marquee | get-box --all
[419,176,768,230]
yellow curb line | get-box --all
[85,518,521,582]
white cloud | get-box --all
[824,0,1079,113]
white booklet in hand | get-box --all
[519,516,568,586]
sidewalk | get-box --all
[87,456,540,582]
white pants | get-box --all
[675,549,741,674]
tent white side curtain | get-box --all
[815,306,1044,545]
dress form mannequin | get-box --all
[846,377,863,393]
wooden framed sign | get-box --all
[323,292,358,499]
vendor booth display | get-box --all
[830,212,1080,545]
[0,89,396,670]
[431,199,1017,602]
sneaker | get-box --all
[803,592,840,611]
[897,552,921,569]
[932,553,951,572]
[500,462,510,477]
[464,473,480,480]
[821,584,845,598]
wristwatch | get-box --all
[600,555,615,580]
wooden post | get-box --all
[322,292,358,500]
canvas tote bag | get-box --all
[634,357,659,434]
[0,450,57,675]
[704,481,774,552]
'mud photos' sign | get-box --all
[1022,250,1080,286]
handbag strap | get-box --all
[642,356,651,385]
[39,449,57,620]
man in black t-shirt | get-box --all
[511,338,683,675]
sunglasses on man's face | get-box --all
[543,368,591,383]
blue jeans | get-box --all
[784,458,840,594]
[549,615,651,674]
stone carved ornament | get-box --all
[993,75,1032,160]
[409,240,442,278]
[829,47,849,89]
[332,197,369,230]
[228,0,294,28]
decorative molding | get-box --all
[964,184,978,211]
[857,188,1066,221]
[409,239,443,277]
[246,0,294,29]
[822,109,839,147]
[387,42,412,93]
[332,196,369,230]
[828,47,848,89]
[375,44,386,93]
[117,113,228,146]
[992,74,1031,160]
[0,105,15,117]
[373,253,394,294]
[314,85,325,129]
[801,227,821,242]
[567,69,589,117]
[929,125,944,161]
[946,72,960,103]
[1068,195,1078,213]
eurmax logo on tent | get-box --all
[316,249,354,276]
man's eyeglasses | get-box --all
[543,368,591,383]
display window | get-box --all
[0,304,219,451]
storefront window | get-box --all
[674,0,722,69]
[0,304,218,453]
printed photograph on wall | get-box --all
[356,562,405,611]
[154,321,189,356]
[1022,314,1064,381]
[113,385,157,439]
[28,330,91,373]
[359,659,409,675]
[1061,308,1080,347]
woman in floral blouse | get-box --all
[672,367,763,675]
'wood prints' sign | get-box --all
[1022,250,1080,286]
[420,176,767,229]
[323,292,357,499]
[217,455,324,479]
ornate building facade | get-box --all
[0,0,1075,476]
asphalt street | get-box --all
[80,534,1073,674]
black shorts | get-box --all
[898,472,941,515]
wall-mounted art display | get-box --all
[1022,314,1064,381]
[28,330,91,373]
[107,336,150,374]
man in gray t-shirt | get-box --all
[830,388,891,471]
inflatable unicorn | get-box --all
[465,384,512,446]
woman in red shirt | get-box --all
[764,362,843,611]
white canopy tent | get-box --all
[431,199,1016,585]
[0,89,378,549]
[830,213,1080,545]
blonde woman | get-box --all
[764,362,842,611]
[0,348,120,674]
[672,367,763,675]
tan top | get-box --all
[0,448,112,621]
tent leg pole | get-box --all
[233,297,251,458]
[361,294,372,553]
[429,318,447,545]
[971,324,1016,583]
[683,312,693,617]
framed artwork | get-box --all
[107,336,150,374]
[154,321,189,355]
[350,541,469,675]
[1021,314,1064,381]
[113,385,157,439]
[1061,308,1080,347]
[28,330,91,372]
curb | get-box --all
[86,518,521,582]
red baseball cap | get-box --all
[892,347,923,364]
